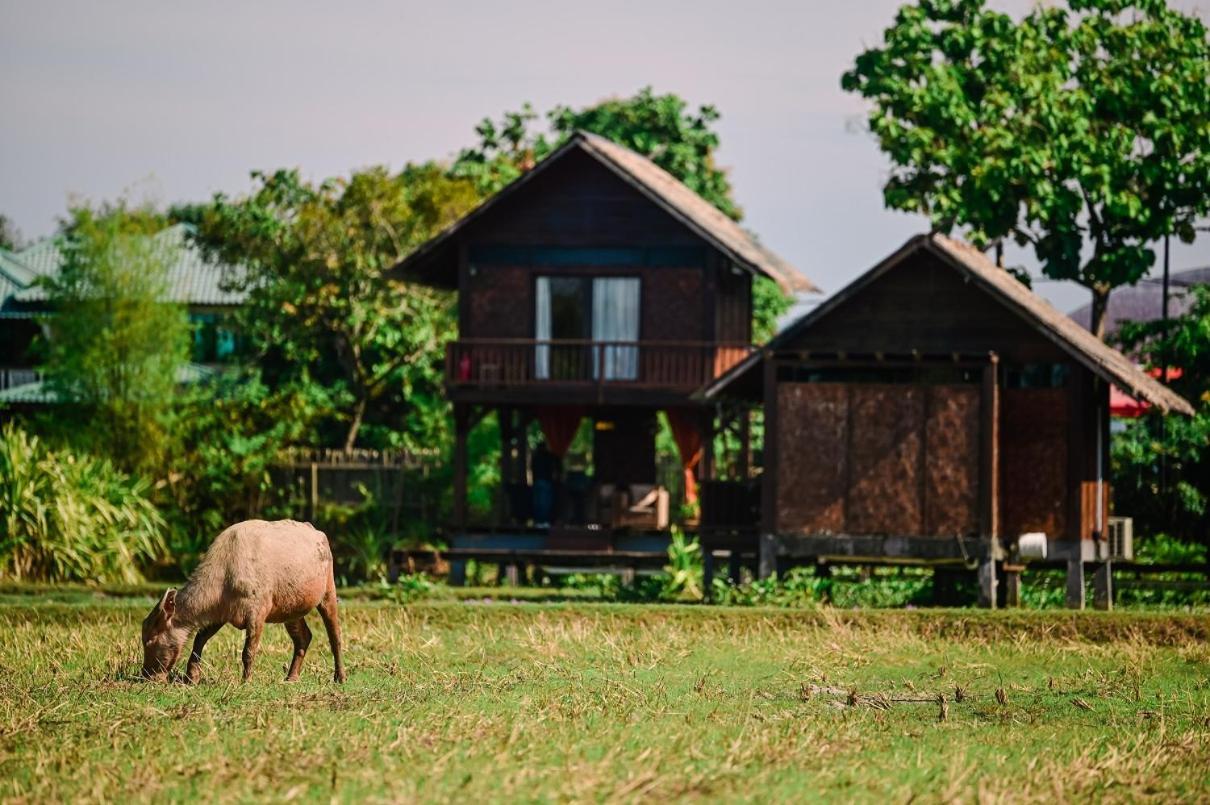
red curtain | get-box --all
[534,406,586,458]
[665,407,703,504]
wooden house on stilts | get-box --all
[390,131,815,581]
[701,234,1193,609]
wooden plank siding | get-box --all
[774,381,981,538]
[782,250,1068,364]
[466,149,703,248]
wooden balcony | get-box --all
[445,339,753,403]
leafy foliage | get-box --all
[160,371,337,570]
[0,424,167,582]
[454,87,742,220]
[842,0,1210,338]
[36,204,191,474]
[1112,283,1210,545]
[191,164,481,450]
[0,213,22,251]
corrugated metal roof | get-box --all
[392,131,818,295]
[13,238,63,277]
[0,362,220,406]
[1069,266,1210,335]
[0,253,27,308]
[0,249,40,318]
[10,224,244,307]
[703,233,1194,417]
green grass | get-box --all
[0,598,1207,802]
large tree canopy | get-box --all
[843,0,1210,338]
[453,87,791,340]
[192,164,481,450]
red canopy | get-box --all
[1111,368,1182,418]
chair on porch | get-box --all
[605,483,670,531]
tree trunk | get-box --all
[343,396,368,451]
[1089,285,1112,341]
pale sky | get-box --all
[2,0,1207,313]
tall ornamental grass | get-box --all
[0,423,167,582]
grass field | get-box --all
[0,593,1207,803]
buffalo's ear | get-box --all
[160,589,177,621]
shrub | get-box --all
[0,423,167,582]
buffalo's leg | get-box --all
[283,618,313,681]
[316,589,346,684]
[185,623,223,683]
[241,621,264,683]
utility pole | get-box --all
[1160,234,1170,498]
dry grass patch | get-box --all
[0,599,1206,802]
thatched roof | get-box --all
[389,131,817,295]
[703,233,1194,416]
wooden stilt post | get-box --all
[1093,560,1113,610]
[1003,565,1022,608]
[759,533,777,580]
[728,551,743,585]
[759,355,779,580]
[703,550,716,598]
[978,355,1001,609]
[1066,559,1085,609]
[978,557,998,609]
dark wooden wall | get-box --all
[779,251,1068,363]
[716,267,751,344]
[1001,386,1069,539]
[455,149,751,346]
[774,382,980,537]
[466,150,702,247]
[765,246,1112,543]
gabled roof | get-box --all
[11,225,243,307]
[703,233,1194,416]
[0,249,37,312]
[390,131,817,295]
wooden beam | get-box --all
[1066,367,1088,542]
[979,354,1001,542]
[1093,560,1113,610]
[1066,559,1086,609]
[760,357,779,535]
[759,356,779,579]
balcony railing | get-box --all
[0,368,39,391]
[446,340,753,391]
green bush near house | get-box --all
[0,423,167,583]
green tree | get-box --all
[453,87,791,342]
[0,213,22,251]
[1112,283,1210,546]
[38,204,191,474]
[842,0,1210,339]
[192,163,481,450]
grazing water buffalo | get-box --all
[140,519,346,683]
